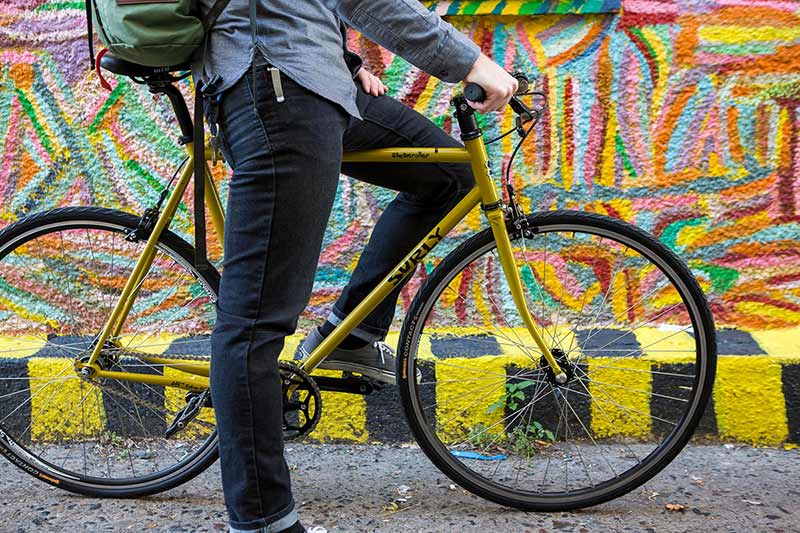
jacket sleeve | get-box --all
[321,0,481,83]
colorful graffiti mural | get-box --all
[0,0,799,330]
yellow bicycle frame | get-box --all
[77,138,565,391]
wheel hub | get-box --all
[541,348,576,386]
[76,339,119,377]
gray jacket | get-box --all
[195,0,481,119]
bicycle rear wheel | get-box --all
[398,210,716,511]
[0,207,219,497]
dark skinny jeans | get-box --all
[211,62,474,531]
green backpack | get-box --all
[85,0,231,67]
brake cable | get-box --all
[504,117,539,220]
[484,91,543,145]
[483,89,546,221]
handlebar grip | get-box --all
[464,83,486,102]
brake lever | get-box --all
[509,96,536,124]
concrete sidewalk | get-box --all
[1,443,798,532]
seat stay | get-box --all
[81,146,199,370]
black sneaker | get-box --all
[298,328,397,384]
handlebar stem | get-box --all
[452,95,482,141]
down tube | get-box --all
[300,187,482,373]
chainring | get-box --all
[279,362,322,440]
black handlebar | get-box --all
[464,71,530,103]
[464,82,486,102]
[461,72,540,122]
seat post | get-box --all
[149,82,195,144]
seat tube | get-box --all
[454,96,566,381]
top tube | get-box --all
[341,147,472,163]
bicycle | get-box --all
[0,54,716,512]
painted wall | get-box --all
[0,0,799,330]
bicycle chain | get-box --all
[79,355,217,433]
[82,354,321,440]
[105,345,212,362]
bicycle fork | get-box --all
[455,96,567,383]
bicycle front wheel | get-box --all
[398,210,716,511]
[0,207,219,497]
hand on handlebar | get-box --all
[461,53,518,113]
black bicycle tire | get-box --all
[0,206,220,498]
[397,210,717,511]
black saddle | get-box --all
[99,53,190,79]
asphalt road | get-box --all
[1,444,797,533]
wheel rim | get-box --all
[0,217,218,488]
[402,217,713,506]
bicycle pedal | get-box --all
[165,389,210,439]
[313,372,379,395]
[342,371,388,391]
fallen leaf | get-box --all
[382,502,399,514]
[741,499,762,506]
[665,503,686,512]
[647,492,660,501]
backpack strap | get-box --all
[193,0,231,274]
[204,0,233,32]
[193,80,210,275]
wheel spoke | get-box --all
[0,218,218,492]
[400,215,713,508]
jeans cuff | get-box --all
[327,307,387,343]
[229,503,298,533]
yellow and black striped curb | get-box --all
[0,327,797,446]
[299,327,800,447]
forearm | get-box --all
[322,0,480,82]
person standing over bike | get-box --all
[195,1,518,531]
